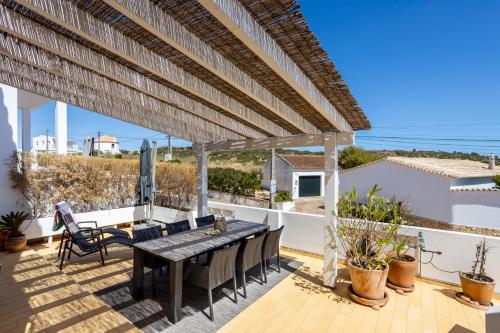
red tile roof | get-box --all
[280,154,324,170]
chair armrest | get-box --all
[78,221,98,228]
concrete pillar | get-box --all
[196,143,208,217]
[0,84,19,216]
[323,133,339,287]
[21,108,31,152]
[55,101,67,155]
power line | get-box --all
[358,135,500,142]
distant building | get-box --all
[32,135,79,153]
[340,157,500,230]
[94,135,120,154]
[262,154,325,199]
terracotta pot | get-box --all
[5,235,27,253]
[0,230,8,251]
[459,273,495,306]
[388,255,417,289]
[347,260,388,300]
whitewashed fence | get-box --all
[20,201,500,292]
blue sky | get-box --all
[23,0,500,154]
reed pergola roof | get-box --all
[0,0,370,143]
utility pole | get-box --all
[45,128,49,153]
[97,130,101,157]
[168,135,173,159]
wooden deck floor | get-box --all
[0,241,496,333]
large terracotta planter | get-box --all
[0,230,8,251]
[388,255,417,289]
[5,235,27,253]
[459,273,495,306]
[347,260,388,300]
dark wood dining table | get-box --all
[132,219,269,323]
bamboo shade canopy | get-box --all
[0,0,370,143]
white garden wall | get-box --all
[208,202,500,293]
[340,160,453,223]
[20,201,500,293]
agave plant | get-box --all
[0,211,30,238]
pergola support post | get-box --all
[323,133,339,288]
[196,143,208,217]
[269,148,276,209]
[21,108,31,152]
[55,101,67,155]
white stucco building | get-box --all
[340,157,500,230]
[262,154,325,199]
[32,135,79,153]
[95,135,120,154]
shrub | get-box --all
[493,175,500,189]
[114,153,123,159]
[274,191,292,202]
[339,146,382,170]
[8,153,195,216]
[155,163,196,210]
[208,167,262,196]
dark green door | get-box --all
[298,175,321,197]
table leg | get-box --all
[132,248,144,299]
[167,260,183,323]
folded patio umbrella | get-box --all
[138,139,153,205]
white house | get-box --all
[95,135,120,154]
[262,154,325,199]
[32,135,79,153]
[340,156,500,230]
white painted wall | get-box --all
[207,202,500,292]
[291,171,325,199]
[262,155,293,193]
[451,191,500,229]
[340,160,453,223]
[96,141,121,154]
[0,84,21,216]
[340,160,500,229]
[20,201,500,292]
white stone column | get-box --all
[323,133,339,287]
[197,143,208,217]
[55,101,67,155]
[21,108,32,152]
[0,84,19,215]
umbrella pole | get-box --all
[149,140,158,223]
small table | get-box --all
[132,220,269,323]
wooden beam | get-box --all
[323,133,339,287]
[0,6,265,139]
[199,0,353,132]
[195,132,354,153]
[102,0,319,135]
[0,69,226,143]
[15,0,291,137]
[0,36,244,141]
[196,144,208,217]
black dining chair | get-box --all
[188,243,240,321]
[195,215,215,228]
[133,225,166,297]
[165,219,191,235]
[236,233,266,298]
[262,226,285,283]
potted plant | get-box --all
[1,211,30,252]
[386,200,417,292]
[387,236,417,292]
[0,224,8,251]
[273,191,293,211]
[459,239,495,307]
[335,185,400,306]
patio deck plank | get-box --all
[3,240,496,333]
